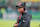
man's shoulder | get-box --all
[25,12,32,18]
[25,12,32,16]
[27,12,32,19]
[27,13,31,16]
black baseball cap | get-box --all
[16,2,26,8]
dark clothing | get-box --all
[17,12,32,27]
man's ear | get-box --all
[24,8,25,11]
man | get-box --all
[14,2,32,27]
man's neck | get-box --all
[21,12,25,15]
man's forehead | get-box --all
[18,7,24,9]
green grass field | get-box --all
[0,20,40,27]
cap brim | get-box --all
[16,6,22,8]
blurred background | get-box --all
[0,0,40,27]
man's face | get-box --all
[18,7,24,13]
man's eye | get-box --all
[19,8,20,9]
[19,7,21,9]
